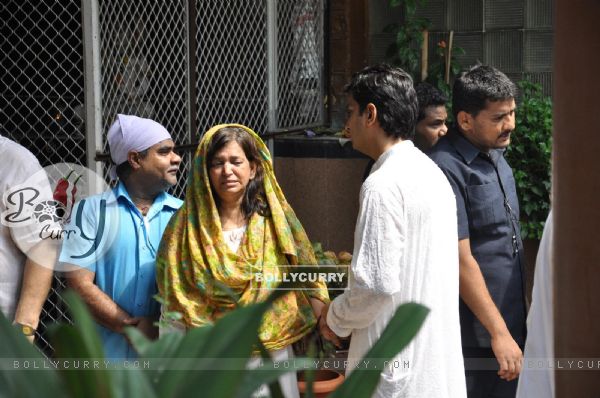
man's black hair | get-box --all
[452,64,517,119]
[415,82,448,122]
[345,64,418,140]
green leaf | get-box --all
[406,0,417,16]
[235,358,315,398]
[60,290,106,358]
[109,369,158,398]
[49,291,114,398]
[329,303,429,398]
[453,46,466,56]
[177,305,270,397]
[158,288,293,398]
[396,30,407,44]
[389,0,402,7]
[506,79,552,230]
[148,327,212,398]
[0,312,66,398]
[50,324,114,398]
[124,326,153,357]
[530,185,543,197]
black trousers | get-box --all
[463,347,519,398]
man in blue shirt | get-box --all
[61,114,182,359]
[428,65,527,398]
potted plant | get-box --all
[1,289,429,398]
[297,368,344,398]
[292,243,353,397]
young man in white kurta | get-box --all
[322,65,466,397]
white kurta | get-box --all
[327,141,466,397]
[0,136,46,320]
[516,211,554,398]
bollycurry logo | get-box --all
[1,163,119,271]
[250,265,349,291]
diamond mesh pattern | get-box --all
[1,0,84,356]
[37,277,72,357]
[99,0,190,192]
[195,0,269,136]
[172,152,192,198]
[1,0,86,166]
[99,0,189,143]
[194,0,325,137]
[276,0,325,130]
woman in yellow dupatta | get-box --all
[156,124,330,394]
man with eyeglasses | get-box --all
[61,115,182,359]
[428,65,527,398]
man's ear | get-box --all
[365,103,377,126]
[457,110,472,133]
[128,151,142,170]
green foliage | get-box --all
[330,303,428,398]
[427,41,462,87]
[1,290,429,398]
[49,291,115,398]
[311,242,349,297]
[505,80,552,239]
[0,303,65,398]
[384,0,430,78]
[384,0,465,123]
[425,40,465,122]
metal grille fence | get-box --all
[1,0,86,356]
[195,1,269,137]
[193,0,325,137]
[1,0,86,166]
[98,0,191,197]
[2,0,325,356]
[276,0,325,130]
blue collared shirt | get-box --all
[428,128,526,348]
[59,182,182,359]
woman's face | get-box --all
[208,140,257,204]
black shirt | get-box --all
[428,128,526,348]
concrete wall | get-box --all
[368,0,554,96]
[274,156,369,253]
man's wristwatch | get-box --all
[15,323,36,337]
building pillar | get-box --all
[553,0,600,396]
[328,0,369,128]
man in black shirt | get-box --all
[428,65,526,398]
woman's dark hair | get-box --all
[206,126,270,219]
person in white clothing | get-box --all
[0,136,56,341]
[320,64,467,397]
[516,211,554,398]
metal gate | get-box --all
[1,0,325,355]
[1,0,86,355]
